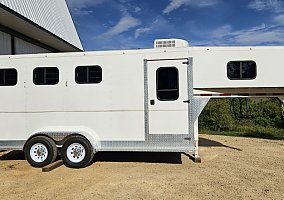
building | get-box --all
[0,0,83,55]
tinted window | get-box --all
[0,68,17,86]
[33,67,59,85]
[156,67,179,101]
[227,61,256,80]
[75,66,102,84]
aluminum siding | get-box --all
[0,30,11,55]
[0,0,83,50]
[15,37,51,54]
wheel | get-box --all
[24,136,57,168]
[61,135,94,168]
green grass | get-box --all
[200,126,284,140]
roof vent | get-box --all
[154,39,189,48]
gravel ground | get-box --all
[0,134,283,200]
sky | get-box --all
[66,0,284,51]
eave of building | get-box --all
[0,4,84,52]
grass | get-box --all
[200,126,284,140]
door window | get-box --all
[156,67,179,101]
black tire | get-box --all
[24,136,57,168]
[61,135,94,168]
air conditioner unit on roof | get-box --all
[154,39,189,48]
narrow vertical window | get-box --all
[156,67,179,101]
[0,68,17,86]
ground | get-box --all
[0,134,283,200]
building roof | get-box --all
[0,0,83,52]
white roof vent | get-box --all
[154,39,189,48]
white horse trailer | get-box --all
[0,39,284,168]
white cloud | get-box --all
[233,30,283,44]
[134,6,142,13]
[274,14,284,25]
[135,27,152,38]
[71,9,94,16]
[93,33,151,50]
[163,0,189,14]
[134,16,176,39]
[99,14,141,39]
[67,0,108,9]
[248,0,284,13]
[212,25,232,38]
[194,23,284,46]
[163,0,218,14]
[66,0,108,15]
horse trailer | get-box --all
[0,39,283,168]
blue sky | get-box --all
[66,0,284,51]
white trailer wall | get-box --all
[0,30,11,55]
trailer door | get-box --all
[147,59,189,135]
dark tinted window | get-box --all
[75,66,102,84]
[156,67,179,101]
[0,68,17,86]
[33,67,59,85]
[227,61,256,80]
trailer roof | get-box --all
[1,46,284,60]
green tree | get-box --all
[199,99,235,131]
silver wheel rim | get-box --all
[30,143,48,163]
[66,143,86,163]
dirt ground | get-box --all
[0,134,283,200]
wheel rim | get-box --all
[30,143,49,163]
[66,143,86,163]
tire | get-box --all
[61,135,94,168]
[24,136,57,168]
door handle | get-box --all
[150,100,155,105]
[183,100,190,103]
